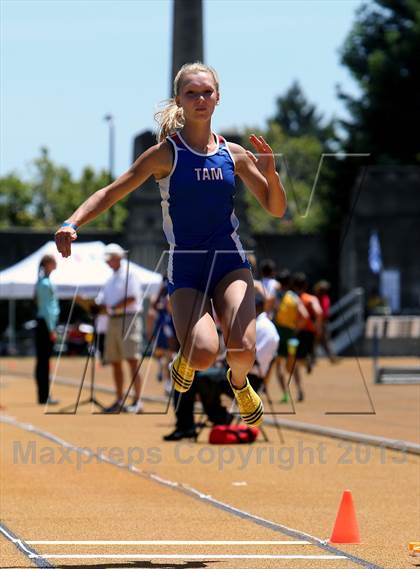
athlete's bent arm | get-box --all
[55,142,172,257]
[229,135,287,218]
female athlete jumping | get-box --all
[55,62,287,426]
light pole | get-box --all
[104,114,115,227]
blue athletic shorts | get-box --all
[167,239,251,297]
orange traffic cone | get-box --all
[329,490,360,544]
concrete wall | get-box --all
[253,232,333,290]
[340,166,420,311]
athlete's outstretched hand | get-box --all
[55,225,77,258]
[247,134,277,179]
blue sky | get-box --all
[1,0,362,179]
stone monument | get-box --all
[125,0,204,270]
[125,0,252,270]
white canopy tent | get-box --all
[0,241,163,352]
[0,241,163,299]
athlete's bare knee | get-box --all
[226,332,255,354]
[226,342,256,369]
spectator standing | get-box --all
[150,276,179,394]
[259,258,280,316]
[34,254,60,405]
[95,244,143,413]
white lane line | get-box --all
[30,554,347,560]
[27,540,311,545]
[0,522,55,569]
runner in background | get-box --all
[273,270,309,403]
[313,280,338,363]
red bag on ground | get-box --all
[209,424,259,444]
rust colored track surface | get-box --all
[1,356,419,569]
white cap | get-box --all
[104,243,127,260]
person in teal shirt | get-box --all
[34,254,60,404]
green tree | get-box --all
[270,81,336,148]
[339,0,420,163]
[243,122,329,234]
[242,80,339,234]
[1,148,127,229]
[0,174,34,227]
[30,147,79,227]
[77,166,128,230]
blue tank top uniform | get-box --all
[158,131,250,296]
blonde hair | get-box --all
[154,62,219,142]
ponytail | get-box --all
[154,99,185,142]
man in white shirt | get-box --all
[259,259,281,317]
[248,293,280,390]
[95,244,143,413]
